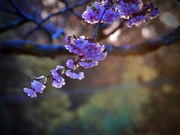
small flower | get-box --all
[65,70,84,80]
[93,52,107,61]
[51,65,64,78]
[23,76,47,98]
[51,65,65,88]
[82,0,159,26]
[148,3,160,19]
[74,36,88,49]
[82,6,97,24]
[52,76,65,88]
[65,36,72,44]
[65,36,107,69]
[82,1,120,24]
[23,88,37,98]
[118,0,143,18]
[79,60,98,68]
[66,59,76,69]
[127,15,147,27]
[31,80,46,93]
[102,9,120,24]
[149,8,160,19]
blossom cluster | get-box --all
[23,36,107,98]
[65,36,107,68]
[82,2,120,24]
[82,0,160,27]
[127,1,160,27]
[23,0,160,98]
[23,76,47,98]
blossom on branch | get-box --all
[65,36,107,68]
[118,0,143,19]
[23,0,160,98]
[127,15,147,27]
[65,70,84,80]
[23,76,47,98]
[23,34,107,98]
[82,2,119,24]
[23,88,37,98]
[82,0,160,27]
[51,65,65,88]
[66,59,76,70]
[31,80,46,93]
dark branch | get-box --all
[9,0,34,21]
[0,0,92,41]
[0,6,17,15]
[0,19,27,33]
[0,26,179,58]
[0,40,68,58]
[23,0,92,39]
[105,25,180,56]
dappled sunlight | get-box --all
[41,10,48,19]
[42,0,56,6]
[160,12,179,28]
[141,25,157,39]
[108,29,121,43]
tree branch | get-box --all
[23,0,92,39]
[0,40,68,58]
[105,25,180,56]
[0,26,179,58]
[0,19,27,33]
[9,0,34,21]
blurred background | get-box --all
[0,0,180,135]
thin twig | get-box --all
[0,19,27,33]
[93,8,107,40]
[23,0,92,39]
[9,0,34,21]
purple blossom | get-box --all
[82,43,107,61]
[51,65,65,88]
[31,80,46,93]
[23,88,37,98]
[23,75,47,98]
[23,0,161,98]
[148,8,160,19]
[65,70,84,80]
[127,15,147,27]
[65,36,107,69]
[126,1,160,27]
[82,1,119,24]
[102,9,120,24]
[66,59,76,69]
[82,0,159,26]
[51,65,64,78]
[79,60,98,68]
[52,76,65,88]
[82,4,100,24]
[74,36,88,49]
[65,44,75,53]
[65,36,72,44]
[147,2,160,19]
[118,0,143,19]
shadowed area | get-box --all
[0,0,180,135]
